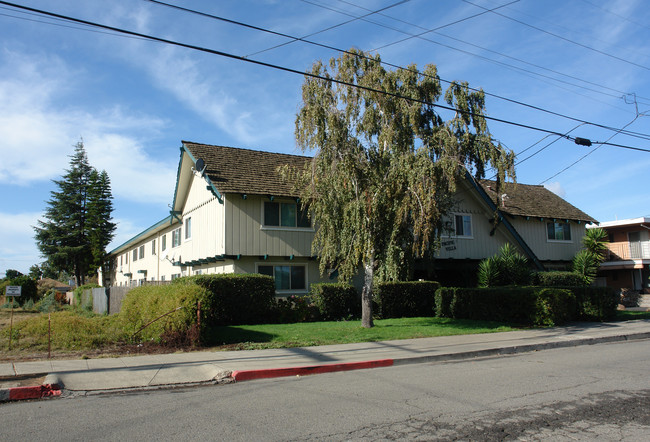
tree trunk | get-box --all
[361,255,375,328]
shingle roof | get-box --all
[479,179,597,223]
[182,141,310,197]
[182,142,596,223]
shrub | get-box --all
[310,283,359,321]
[120,283,210,342]
[570,286,618,321]
[180,274,276,326]
[435,286,577,326]
[374,281,440,318]
[270,295,319,323]
[477,244,531,287]
[5,276,38,306]
[533,271,585,287]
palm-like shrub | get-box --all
[477,243,530,287]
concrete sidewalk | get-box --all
[1,320,650,399]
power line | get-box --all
[2,0,649,155]
[462,0,650,72]
[245,0,410,58]
[144,0,650,141]
[320,0,650,106]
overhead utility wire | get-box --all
[579,0,650,32]
[245,0,410,58]
[144,0,650,141]
[320,0,650,106]
[462,0,650,72]
[3,0,648,154]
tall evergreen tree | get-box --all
[87,169,116,284]
[34,141,115,286]
[290,50,515,328]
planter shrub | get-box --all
[374,281,440,319]
[180,274,276,326]
[120,283,210,342]
[533,271,584,287]
[310,283,359,321]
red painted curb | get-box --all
[231,359,394,382]
[8,384,61,401]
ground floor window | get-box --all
[257,264,306,291]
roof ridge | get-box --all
[181,141,313,160]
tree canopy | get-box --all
[290,50,515,327]
[34,141,116,286]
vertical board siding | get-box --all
[511,218,585,261]
[225,195,314,256]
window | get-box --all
[125,253,128,264]
[547,222,571,241]
[151,240,156,255]
[454,214,472,237]
[132,249,138,261]
[161,275,166,282]
[161,234,167,251]
[171,273,181,280]
[172,228,182,247]
[139,245,145,259]
[185,217,192,240]
[258,264,306,291]
[263,201,310,228]
[120,256,123,266]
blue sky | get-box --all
[1,0,649,276]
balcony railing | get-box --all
[606,241,650,260]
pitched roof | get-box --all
[479,180,597,223]
[182,141,310,197]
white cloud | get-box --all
[0,49,174,203]
[0,211,43,275]
[543,181,566,198]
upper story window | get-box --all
[139,245,145,259]
[132,249,138,261]
[547,222,571,241]
[172,227,182,247]
[454,214,472,238]
[161,234,167,251]
[151,239,156,255]
[263,201,310,228]
[185,217,192,240]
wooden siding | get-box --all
[234,256,332,294]
[179,173,225,261]
[224,195,314,256]
[510,218,585,261]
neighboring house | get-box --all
[591,217,650,293]
[102,141,597,291]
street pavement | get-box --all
[1,319,650,400]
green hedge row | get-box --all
[532,271,586,287]
[310,283,360,321]
[436,285,618,326]
[179,274,276,326]
[374,281,440,319]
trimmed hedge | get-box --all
[435,285,602,326]
[120,283,210,342]
[179,274,276,326]
[374,281,441,318]
[310,283,359,321]
[533,271,585,287]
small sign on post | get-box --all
[5,286,21,297]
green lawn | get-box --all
[206,317,517,350]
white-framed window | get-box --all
[172,227,182,247]
[171,273,181,280]
[151,240,156,255]
[185,217,192,240]
[454,213,473,238]
[161,275,166,282]
[547,222,571,241]
[120,256,122,266]
[125,253,128,264]
[257,264,307,291]
[263,201,311,228]
[139,245,145,259]
[194,269,202,275]
[161,234,167,251]
[132,249,138,261]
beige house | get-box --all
[103,141,597,290]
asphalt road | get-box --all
[1,339,649,441]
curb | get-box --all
[231,359,394,382]
[230,331,650,383]
[0,384,62,402]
